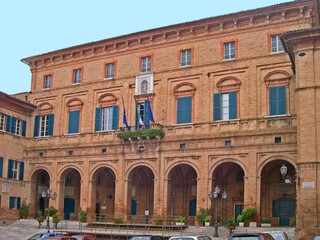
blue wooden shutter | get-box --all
[22,120,26,137]
[95,108,101,131]
[48,114,54,136]
[177,98,184,124]
[144,100,149,129]
[17,197,21,209]
[6,115,11,132]
[278,86,286,115]
[229,91,237,119]
[9,197,15,209]
[0,157,3,178]
[184,96,192,123]
[10,117,16,133]
[19,162,24,181]
[269,87,278,116]
[7,159,13,179]
[34,115,40,137]
[68,110,79,134]
[112,105,119,130]
[214,93,221,121]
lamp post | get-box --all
[209,185,227,237]
[42,189,57,229]
[280,164,300,185]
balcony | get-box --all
[117,124,164,142]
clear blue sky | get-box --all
[0,0,290,95]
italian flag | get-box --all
[137,106,145,129]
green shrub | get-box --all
[291,214,296,226]
[242,207,257,221]
[113,217,121,224]
[175,216,187,223]
[196,207,212,224]
[36,210,44,222]
[204,215,211,222]
[19,201,29,218]
[78,208,88,222]
[45,206,58,217]
[52,214,60,223]
[226,218,237,227]
[261,218,271,223]
[237,214,244,222]
[117,129,164,139]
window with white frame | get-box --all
[12,161,19,180]
[40,115,49,136]
[101,107,113,131]
[9,196,20,209]
[141,56,151,72]
[0,113,5,130]
[14,119,21,135]
[73,69,81,84]
[271,35,284,53]
[106,63,115,78]
[224,42,235,60]
[44,75,51,89]
[180,49,191,66]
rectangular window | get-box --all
[34,114,54,137]
[214,92,237,121]
[271,35,284,53]
[136,101,150,130]
[106,63,115,78]
[14,119,21,135]
[177,97,192,124]
[8,159,24,180]
[44,75,51,89]
[141,56,151,72]
[73,69,81,84]
[9,196,20,209]
[95,106,119,132]
[0,157,3,178]
[68,110,80,134]
[269,86,286,115]
[180,49,191,66]
[0,113,5,130]
[224,42,235,60]
[12,161,19,180]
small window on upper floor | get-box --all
[271,35,284,53]
[141,56,151,72]
[44,75,52,89]
[73,69,82,84]
[0,113,6,131]
[106,62,115,79]
[223,42,236,60]
[180,49,191,67]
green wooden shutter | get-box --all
[0,157,3,178]
[177,98,184,124]
[144,100,149,129]
[7,159,13,179]
[6,115,11,132]
[17,197,21,209]
[278,86,286,115]
[112,105,119,130]
[229,91,237,119]
[34,115,40,137]
[19,162,24,181]
[22,120,26,137]
[48,114,54,136]
[269,87,278,116]
[68,110,79,134]
[214,93,221,121]
[184,96,192,123]
[9,197,15,209]
[95,108,101,131]
[10,117,16,133]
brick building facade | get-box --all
[1,0,320,239]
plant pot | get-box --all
[239,222,244,227]
[261,223,271,227]
[205,222,210,226]
[228,226,236,230]
[175,222,185,226]
[249,222,257,227]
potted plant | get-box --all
[242,207,257,227]
[36,210,44,228]
[174,216,187,225]
[113,217,121,224]
[261,218,271,227]
[226,218,237,233]
[204,215,211,226]
[237,214,244,227]
[52,214,61,229]
[45,206,58,222]
[78,208,88,222]
[196,207,211,226]
[19,200,29,219]
[154,219,163,225]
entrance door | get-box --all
[131,199,137,215]
[272,198,295,226]
[64,198,75,220]
[189,199,196,216]
[235,204,244,223]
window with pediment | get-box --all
[34,103,54,137]
[173,83,196,124]
[66,99,83,134]
[95,94,119,132]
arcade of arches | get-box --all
[28,159,296,226]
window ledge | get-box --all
[270,51,284,54]
[223,58,236,61]
[72,82,81,85]
[265,114,291,118]
[104,77,114,80]
[173,123,194,126]
[214,118,240,122]
[64,133,80,136]
[179,65,191,68]
[34,136,51,139]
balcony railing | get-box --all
[118,124,164,140]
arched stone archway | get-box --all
[91,167,116,221]
[58,168,81,220]
[29,169,50,217]
[167,164,197,224]
[127,166,154,223]
[212,162,245,223]
[260,160,296,226]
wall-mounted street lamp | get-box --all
[42,189,57,229]
[280,164,300,185]
[208,186,227,237]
